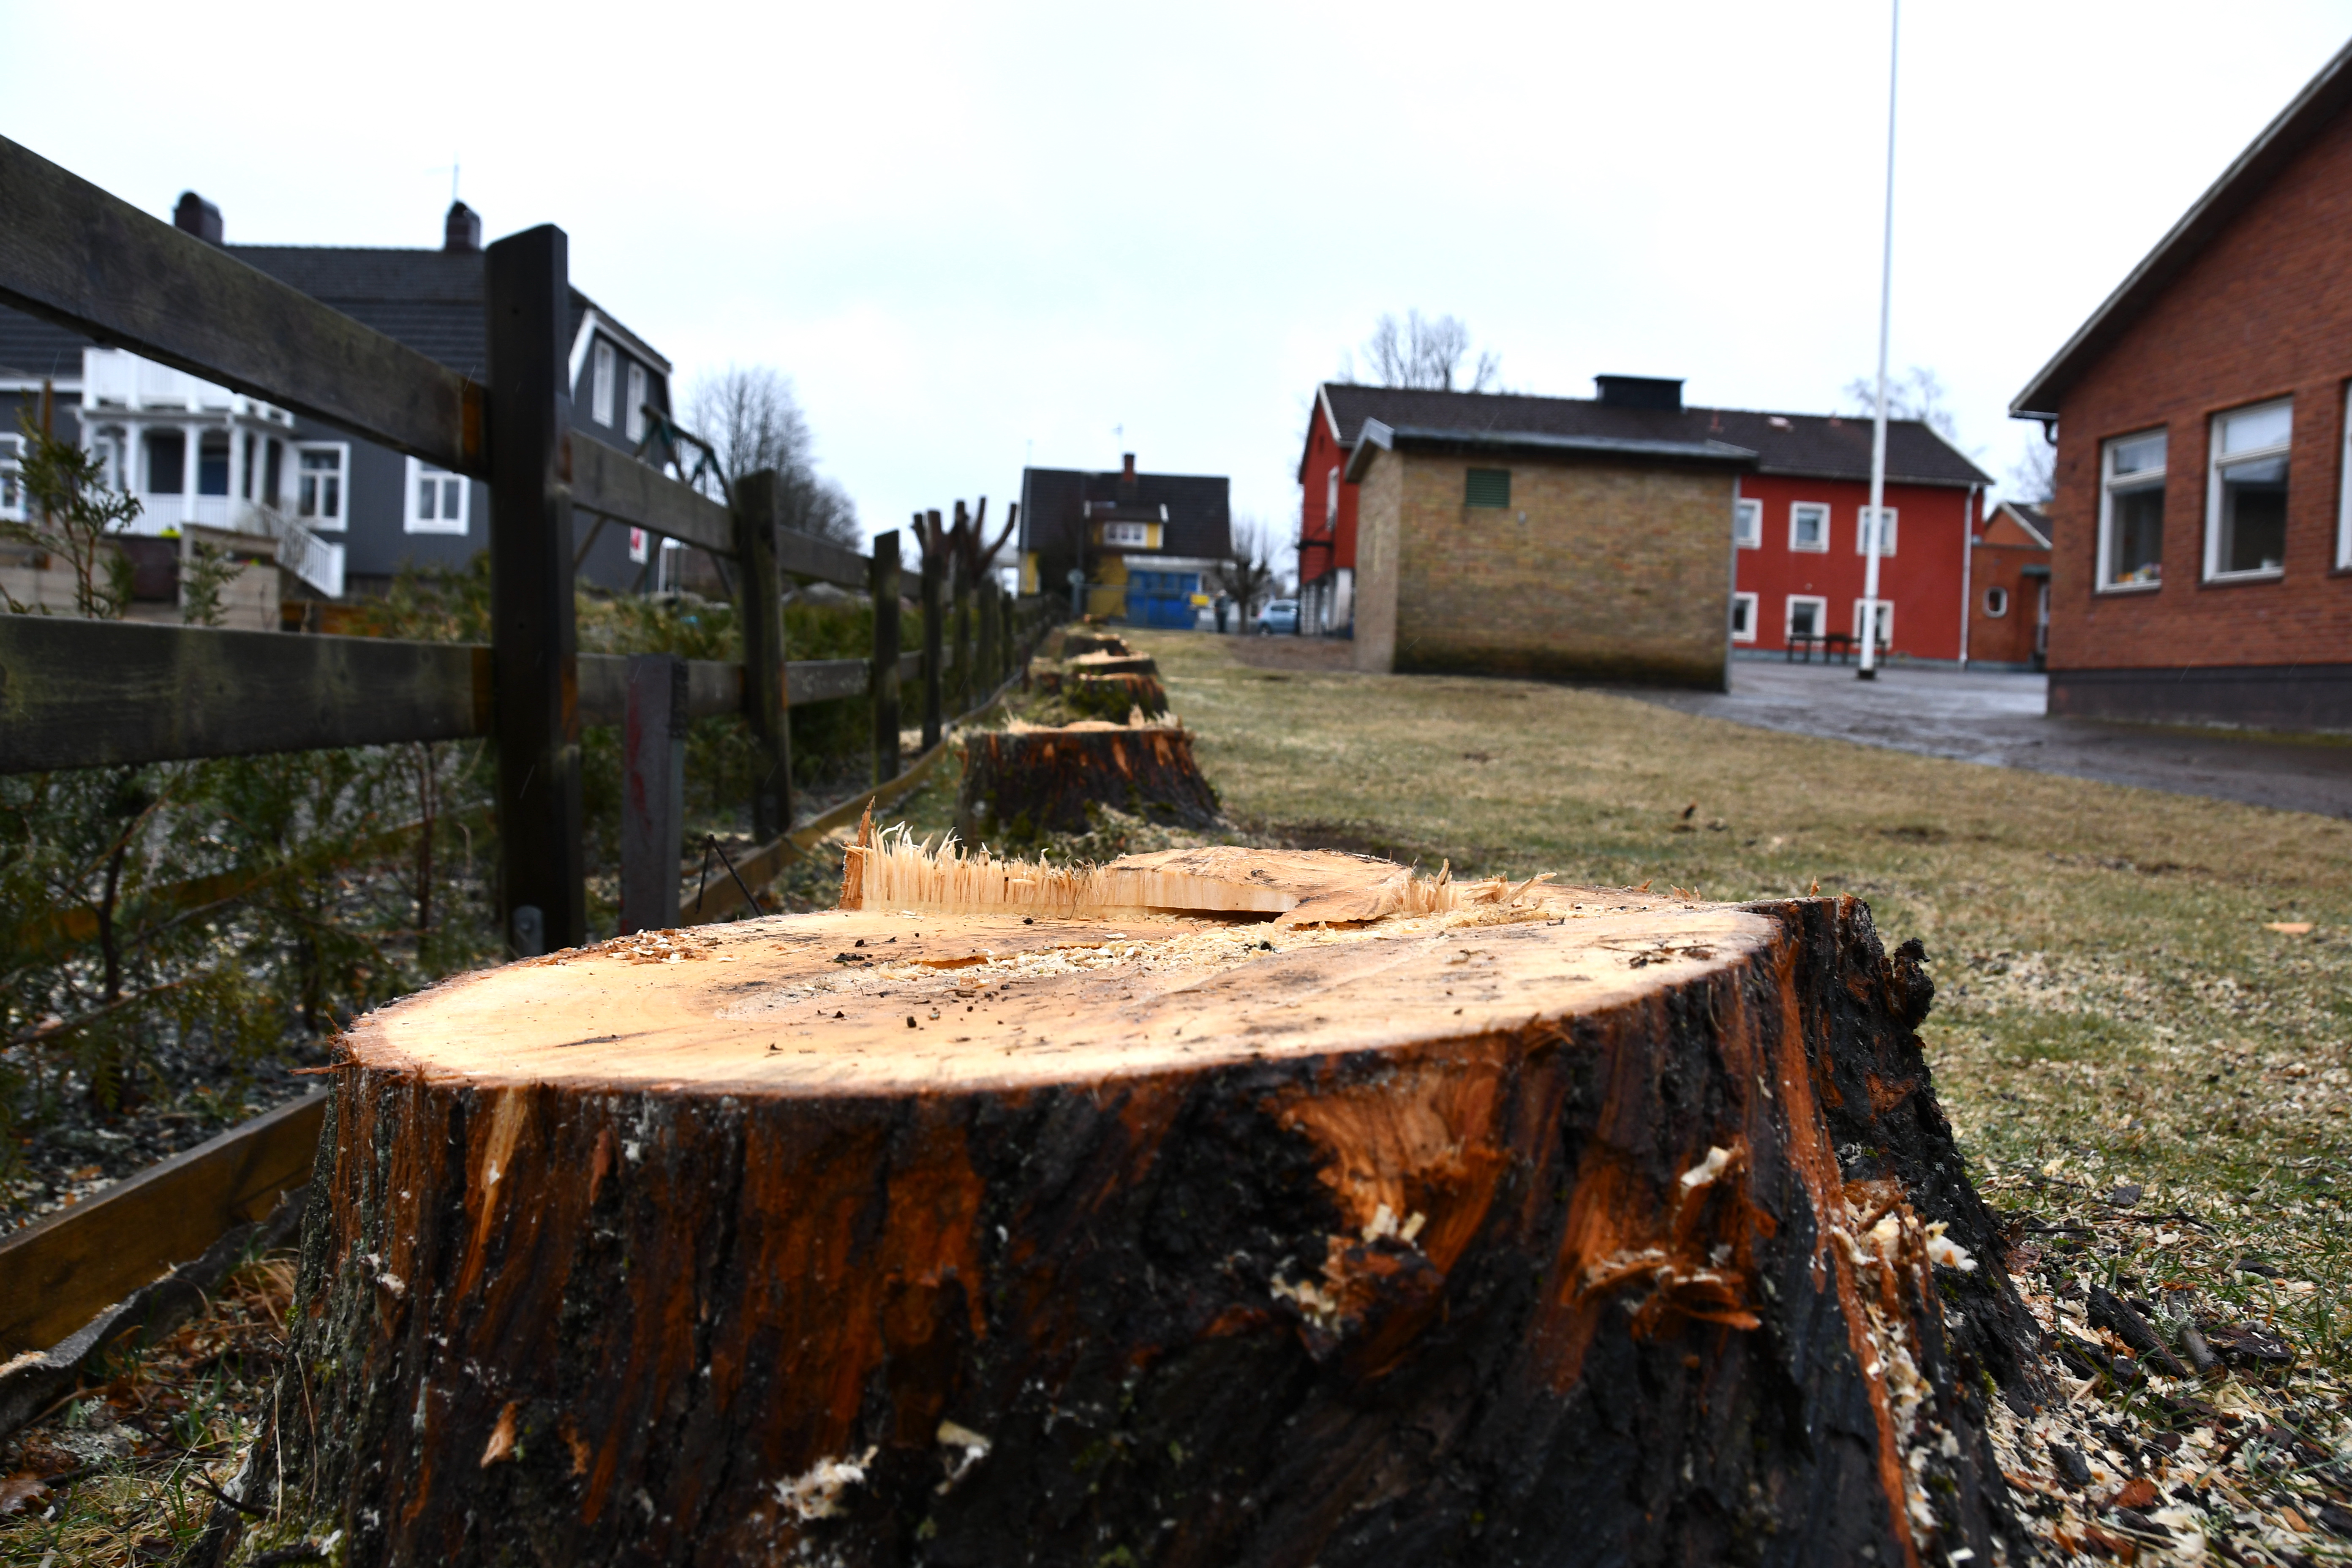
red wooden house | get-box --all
[1298,381,1991,662]
[1967,501,2054,669]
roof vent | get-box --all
[444,200,482,253]
[1594,375,1682,411]
[173,191,223,245]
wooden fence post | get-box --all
[485,224,584,956]
[951,542,972,712]
[618,653,686,934]
[870,528,901,784]
[732,469,792,840]
[919,509,943,749]
[977,575,1000,697]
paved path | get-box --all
[1615,660,2352,819]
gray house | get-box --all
[0,192,679,615]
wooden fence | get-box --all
[0,132,1050,954]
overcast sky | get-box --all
[11,1,2352,564]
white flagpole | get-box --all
[1860,0,1899,680]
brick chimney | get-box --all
[1119,452,1137,489]
[444,200,482,253]
[173,191,223,245]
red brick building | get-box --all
[1967,501,2054,669]
[2011,40,2352,730]
[1299,381,1989,662]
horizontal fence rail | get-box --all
[0,617,957,775]
[0,136,484,476]
[569,433,733,560]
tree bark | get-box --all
[244,855,2037,1568]
[956,722,1220,840]
[1059,630,1134,659]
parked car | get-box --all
[1256,598,1299,635]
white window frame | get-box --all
[1789,501,1829,553]
[1983,585,2009,618]
[1785,593,1827,640]
[1325,466,1339,530]
[1853,597,1893,650]
[1730,591,1758,642]
[1854,505,1898,557]
[2098,427,2167,591]
[625,363,649,442]
[295,442,349,530]
[0,433,20,521]
[402,456,470,535]
[1102,520,1149,548]
[591,340,616,427]
[2203,397,2292,583]
[1733,498,1761,548]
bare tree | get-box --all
[1340,310,1502,392]
[685,365,863,550]
[2005,437,2055,504]
[1840,365,1960,441]
[1209,515,1279,625]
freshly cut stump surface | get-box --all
[956,721,1219,838]
[264,849,2037,1567]
[1067,670,1168,720]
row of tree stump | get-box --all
[957,631,1214,841]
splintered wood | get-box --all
[257,845,2042,1568]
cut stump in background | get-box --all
[1066,670,1168,721]
[1066,650,1158,680]
[1058,630,1135,659]
[241,847,2039,1567]
[955,720,1219,840]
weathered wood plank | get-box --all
[774,526,870,592]
[569,433,733,559]
[0,1092,324,1358]
[0,135,482,476]
[575,653,738,728]
[871,529,902,784]
[786,657,868,708]
[0,616,480,773]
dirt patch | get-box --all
[1221,635,1360,673]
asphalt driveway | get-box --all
[1617,659,2352,819]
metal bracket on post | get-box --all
[486,224,585,956]
[619,653,687,934]
[870,528,901,785]
[732,469,793,839]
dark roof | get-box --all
[1019,465,1231,561]
[0,243,663,387]
[1318,384,1991,488]
[2012,36,2352,418]
[1994,500,2054,547]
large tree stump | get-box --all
[955,720,1220,840]
[1065,670,1169,721]
[253,849,2039,1567]
[1067,650,1158,680]
[1059,630,1135,658]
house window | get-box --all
[1786,594,1827,640]
[1855,506,1897,556]
[2207,398,2289,580]
[1325,467,1340,529]
[1733,498,1761,548]
[296,444,348,527]
[1853,597,1892,650]
[1984,585,2010,618]
[403,456,469,534]
[629,527,649,564]
[626,363,649,442]
[1465,468,1511,508]
[2100,428,2165,588]
[0,435,20,520]
[2341,384,2352,570]
[1731,591,1758,642]
[1102,520,1150,548]
[1789,502,1829,552]
[591,340,616,427]
[145,429,186,494]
